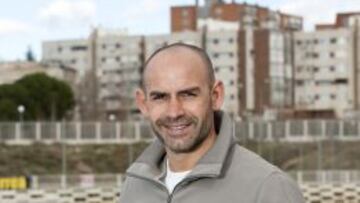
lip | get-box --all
[164,123,192,137]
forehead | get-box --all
[144,48,209,92]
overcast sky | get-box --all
[1,0,360,61]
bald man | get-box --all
[119,43,305,203]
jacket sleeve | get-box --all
[255,172,305,203]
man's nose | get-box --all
[167,98,185,119]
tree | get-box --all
[0,73,75,121]
[26,46,35,62]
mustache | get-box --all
[155,115,197,127]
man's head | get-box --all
[140,43,215,91]
[136,43,224,154]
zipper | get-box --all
[128,173,218,203]
[167,174,218,203]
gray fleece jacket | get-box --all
[119,112,305,203]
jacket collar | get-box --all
[126,111,237,181]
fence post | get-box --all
[321,120,326,139]
[296,171,303,184]
[15,123,21,143]
[285,120,290,140]
[304,120,309,141]
[31,175,39,189]
[116,122,121,142]
[61,174,67,189]
[339,120,344,139]
[36,122,41,141]
[135,122,141,141]
[56,122,61,142]
[267,122,272,141]
[96,122,101,143]
[249,122,254,140]
[76,122,81,142]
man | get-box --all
[119,43,305,203]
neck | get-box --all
[166,128,217,172]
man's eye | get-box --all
[152,94,166,100]
[183,92,197,97]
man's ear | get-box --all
[211,80,224,110]
[135,88,149,116]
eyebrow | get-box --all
[178,87,201,95]
[148,86,201,97]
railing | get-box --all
[0,120,359,145]
[20,170,360,190]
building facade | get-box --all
[42,1,304,120]
[294,13,360,118]
[171,0,303,33]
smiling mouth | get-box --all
[164,123,192,137]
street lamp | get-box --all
[17,105,25,122]
[108,114,116,121]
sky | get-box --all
[1,0,360,61]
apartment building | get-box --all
[294,13,360,118]
[205,30,240,117]
[42,1,303,120]
[170,0,302,120]
[42,39,89,78]
[43,28,144,120]
[171,0,303,32]
[94,30,144,120]
[145,31,202,59]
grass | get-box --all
[0,140,359,176]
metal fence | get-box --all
[0,120,360,145]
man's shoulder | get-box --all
[231,145,280,174]
[226,144,285,186]
[225,145,304,202]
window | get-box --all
[213,39,219,44]
[115,43,121,49]
[296,66,303,73]
[71,46,87,51]
[329,66,335,72]
[182,19,189,26]
[182,9,189,17]
[313,66,319,73]
[230,94,235,100]
[214,67,219,72]
[58,46,63,52]
[314,95,320,100]
[296,80,304,86]
[330,94,336,100]
[329,52,335,58]
[116,56,121,62]
[229,52,234,57]
[102,44,107,49]
[71,59,77,64]
[330,38,337,44]
[215,7,222,17]
[313,39,318,44]
[213,53,219,58]
[296,40,302,46]
[229,66,234,72]
[102,57,107,63]
[229,38,234,43]
[229,80,234,85]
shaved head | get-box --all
[141,43,215,91]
